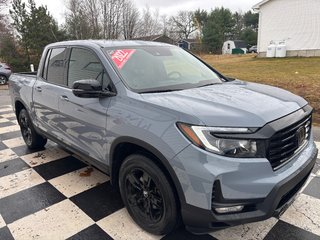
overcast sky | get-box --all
[32,0,260,24]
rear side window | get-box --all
[47,48,67,85]
[67,48,109,88]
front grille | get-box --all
[267,114,312,170]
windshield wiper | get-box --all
[198,82,222,88]
[140,89,184,94]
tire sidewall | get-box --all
[18,109,47,149]
[19,109,34,147]
[119,154,178,235]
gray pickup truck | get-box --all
[9,40,318,235]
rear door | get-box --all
[58,47,114,162]
[33,47,69,138]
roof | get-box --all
[132,34,173,41]
[253,0,272,10]
[179,39,199,43]
[47,40,172,49]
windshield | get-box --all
[104,46,223,93]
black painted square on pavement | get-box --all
[312,159,320,175]
[70,182,124,222]
[0,182,66,224]
[0,227,14,240]
[0,131,22,141]
[0,121,16,128]
[11,145,46,156]
[7,117,17,121]
[264,220,320,240]
[33,156,87,180]
[161,227,217,240]
[0,158,30,178]
[0,110,14,114]
[0,141,8,151]
[67,224,113,240]
[303,177,320,199]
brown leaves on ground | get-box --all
[79,167,94,177]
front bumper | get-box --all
[172,140,318,234]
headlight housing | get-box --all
[177,123,263,158]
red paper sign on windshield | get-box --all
[111,49,136,69]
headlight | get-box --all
[177,123,261,158]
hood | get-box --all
[140,80,308,127]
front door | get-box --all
[58,47,113,162]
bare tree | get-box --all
[0,0,9,50]
[139,6,162,37]
[84,0,100,38]
[170,11,197,40]
[122,0,139,39]
[65,0,92,39]
[0,0,7,9]
[0,0,8,23]
[100,0,125,39]
[65,0,163,40]
[160,14,168,35]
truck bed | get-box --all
[9,72,38,112]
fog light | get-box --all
[215,205,244,214]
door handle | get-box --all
[60,95,69,102]
[35,86,42,92]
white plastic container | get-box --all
[266,43,276,58]
[276,42,287,58]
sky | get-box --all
[32,0,260,25]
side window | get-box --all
[42,49,51,80]
[47,48,67,85]
[67,48,110,88]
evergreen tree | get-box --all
[202,7,235,53]
[10,0,68,67]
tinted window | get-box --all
[42,49,51,79]
[47,48,67,85]
[68,48,108,88]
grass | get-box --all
[201,54,320,125]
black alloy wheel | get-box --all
[125,168,165,224]
[18,109,47,149]
[119,154,179,235]
[19,112,33,146]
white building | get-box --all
[253,0,320,57]
[222,40,247,55]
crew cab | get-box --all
[9,40,318,235]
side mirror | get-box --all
[225,77,236,81]
[72,79,116,98]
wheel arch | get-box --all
[110,136,186,206]
[14,99,27,119]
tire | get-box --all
[119,154,179,235]
[18,109,47,149]
[0,75,7,85]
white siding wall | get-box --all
[258,0,320,53]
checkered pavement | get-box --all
[0,104,319,240]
